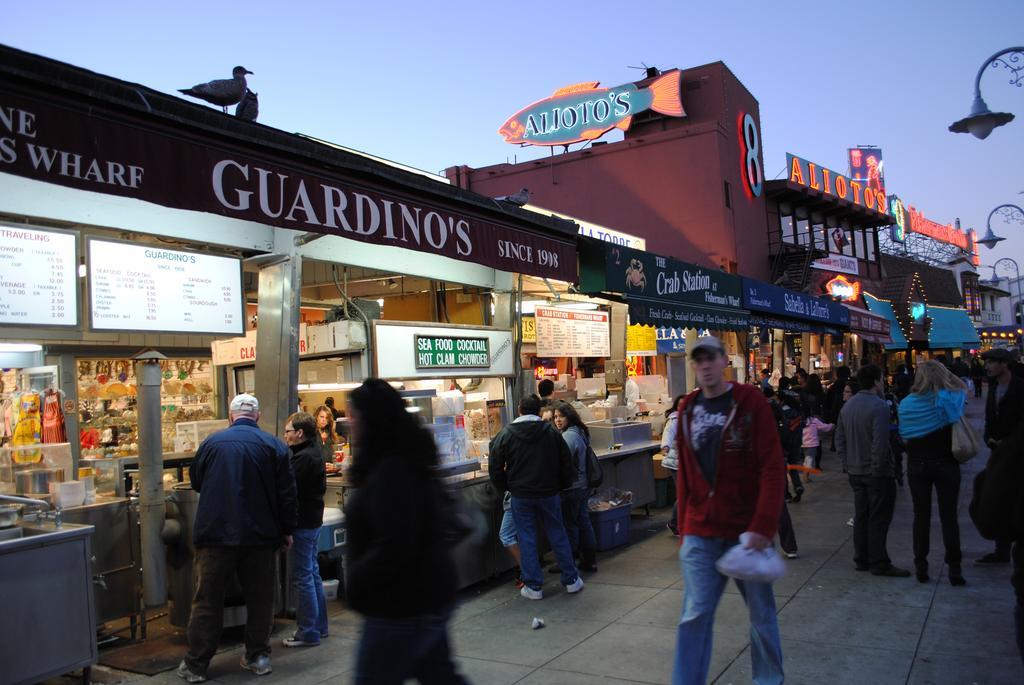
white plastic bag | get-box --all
[714,533,786,583]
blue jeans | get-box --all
[560,488,596,561]
[673,536,783,685]
[289,527,328,642]
[354,605,467,684]
[498,508,517,547]
[510,494,579,590]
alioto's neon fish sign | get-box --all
[499,71,684,147]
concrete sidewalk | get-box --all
[103,396,1021,684]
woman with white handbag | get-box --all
[898,361,971,587]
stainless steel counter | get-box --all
[593,441,660,509]
[0,520,98,685]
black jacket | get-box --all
[488,417,574,498]
[290,439,326,529]
[344,454,456,618]
[189,419,298,547]
[985,375,1024,444]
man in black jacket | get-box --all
[977,348,1024,565]
[282,411,328,648]
[489,395,583,600]
[178,394,298,682]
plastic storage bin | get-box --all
[590,503,631,551]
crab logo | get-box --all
[625,258,647,292]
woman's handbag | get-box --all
[951,416,980,464]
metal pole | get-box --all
[135,351,168,607]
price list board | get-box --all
[535,307,610,358]
[88,239,243,335]
[0,226,78,326]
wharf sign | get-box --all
[786,154,888,215]
[415,335,490,370]
[741,278,849,327]
[499,72,684,147]
[0,91,575,282]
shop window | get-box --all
[796,218,810,246]
[780,214,795,244]
[862,229,877,262]
[841,228,855,256]
[812,222,827,251]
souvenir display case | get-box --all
[77,358,216,458]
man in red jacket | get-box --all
[673,336,785,685]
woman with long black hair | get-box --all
[344,378,468,684]
[551,401,597,572]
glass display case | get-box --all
[78,357,216,458]
[0,442,74,496]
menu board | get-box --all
[535,307,610,358]
[88,239,243,334]
[0,226,78,326]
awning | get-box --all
[863,293,907,350]
[578,237,748,331]
[741,277,849,331]
[928,306,981,349]
[748,314,842,334]
[845,305,893,344]
[628,297,749,330]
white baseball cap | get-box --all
[690,335,725,358]
[229,393,260,414]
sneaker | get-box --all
[514,578,525,590]
[282,636,319,648]
[975,553,1011,565]
[177,661,207,683]
[784,551,798,559]
[240,654,272,676]
[520,585,543,600]
[565,577,584,594]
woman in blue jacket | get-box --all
[898,361,968,586]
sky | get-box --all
[3,1,1023,280]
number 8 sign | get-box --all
[738,112,763,198]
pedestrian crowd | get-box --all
[170,340,1024,685]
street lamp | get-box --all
[982,258,1024,352]
[977,204,1024,250]
[949,47,1023,139]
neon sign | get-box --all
[499,72,684,147]
[786,154,888,214]
[910,302,926,320]
[906,206,970,250]
[890,197,906,242]
[825,275,862,301]
[738,112,763,198]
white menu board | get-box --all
[0,226,78,326]
[88,239,243,334]
[535,307,610,358]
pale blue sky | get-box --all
[4,1,1023,275]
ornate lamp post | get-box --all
[977,204,1024,352]
[982,259,1024,353]
[949,47,1023,139]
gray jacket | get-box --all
[835,391,892,477]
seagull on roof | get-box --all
[496,188,530,206]
[179,66,253,112]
